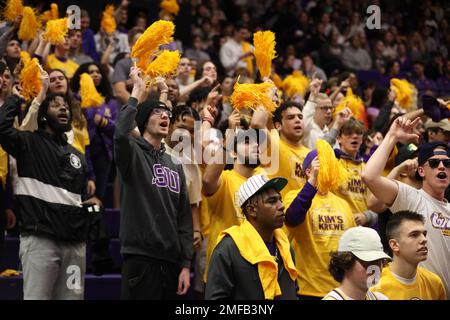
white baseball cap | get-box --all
[424,119,450,132]
[237,174,288,207]
[338,227,392,262]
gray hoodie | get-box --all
[114,97,193,268]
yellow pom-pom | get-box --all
[316,139,349,193]
[18,7,41,41]
[43,17,68,45]
[50,3,58,19]
[253,30,276,79]
[272,73,283,89]
[19,54,42,101]
[160,0,180,15]
[131,20,175,70]
[20,51,31,65]
[230,81,277,113]
[41,3,58,22]
[282,70,310,98]
[390,78,416,110]
[145,50,181,78]
[335,88,368,128]
[0,269,20,277]
[101,5,116,35]
[80,73,105,108]
[3,0,23,22]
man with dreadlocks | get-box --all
[0,86,99,299]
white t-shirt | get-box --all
[390,182,450,298]
[302,100,331,149]
[165,144,202,206]
[219,38,249,76]
[323,288,388,300]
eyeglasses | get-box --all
[152,108,172,118]
[426,158,450,168]
[319,106,335,111]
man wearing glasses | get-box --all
[302,77,336,149]
[114,67,193,299]
[362,116,450,299]
[303,75,334,149]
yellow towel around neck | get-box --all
[217,219,297,299]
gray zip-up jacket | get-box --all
[114,97,193,268]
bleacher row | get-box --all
[0,185,123,300]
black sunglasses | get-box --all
[426,158,450,168]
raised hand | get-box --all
[388,116,420,144]
[398,158,418,176]
[12,84,25,100]
[437,98,450,108]
[201,75,214,87]
[309,73,323,101]
[200,104,217,126]
[340,77,351,90]
[354,213,367,226]
[129,66,146,101]
[205,83,222,108]
[308,157,320,187]
[334,103,353,128]
[36,68,50,103]
[154,76,169,93]
[388,86,397,102]
[228,109,241,130]
[40,69,49,91]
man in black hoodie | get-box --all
[115,67,193,299]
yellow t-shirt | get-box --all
[284,189,357,297]
[337,158,368,215]
[200,193,211,237]
[264,130,310,199]
[0,146,8,190]
[371,265,447,300]
[383,145,398,177]
[71,126,90,154]
[204,167,264,282]
[45,54,79,79]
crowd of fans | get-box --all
[0,0,449,300]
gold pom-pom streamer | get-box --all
[230,80,277,113]
[145,50,181,78]
[160,0,180,15]
[335,88,368,128]
[3,0,23,22]
[18,7,41,41]
[20,50,31,65]
[316,139,349,193]
[80,73,105,108]
[282,70,310,98]
[50,3,58,19]
[19,52,42,101]
[253,31,276,79]
[390,78,416,110]
[131,20,175,70]
[272,73,283,89]
[41,3,59,22]
[101,5,116,35]
[43,17,68,45]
